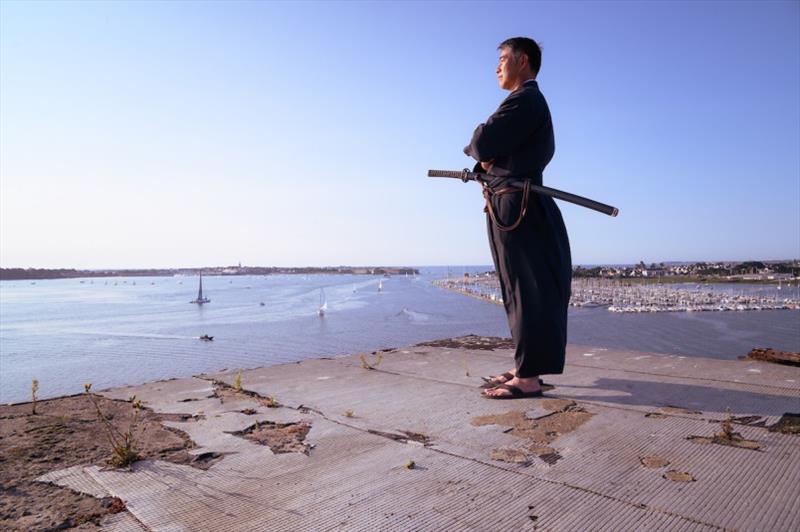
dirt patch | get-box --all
[472,400,593,465]
[768,413,800,435]
[490,448,530,463]
[745,348,800,367]
[687,416,761,451]
[228,421,312,454]
[687,434,761,450]
[0,395,198,531]
[416,335,514,351]
[212,380,279,408]
[640,456,670,468]
[663,470,695,482]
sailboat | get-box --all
[318,288,327,317]
[378,279,383,292]
[190,273,211,305]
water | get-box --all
[1,269,798,403]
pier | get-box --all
[20,337,800,531]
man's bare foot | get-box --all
[482,376,541,398]
[484,369,516,386]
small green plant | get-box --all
[263,395,278,408]
[31,379,39,415]
[233,370,243,391]
[344,410,354,418]
[83,383,142,467]
[404,460,416,470]
[719,408,734,440]
[359,353,384,370]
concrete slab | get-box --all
[36,465,110,499]
[47,338,798,531]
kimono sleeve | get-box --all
[464,90,535,162]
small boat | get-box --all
[318,288,327,317]
[191,273,211,305]
[199,334,214,341]
[378,279,383,292]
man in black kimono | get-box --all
[464,37,572,399]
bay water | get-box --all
[1,267,797,403]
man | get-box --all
[464,37,572,399]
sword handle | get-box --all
[427,169,474,183]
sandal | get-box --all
[479,372,515,388]
[480,373,552,390]
[482,383,544,400]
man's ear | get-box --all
[517,53,529,71]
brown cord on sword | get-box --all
[482,179,531,232]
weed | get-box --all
[359,353,384,370]
[405,460,416,470]
[233,370,243,391]
[263,395,278,408]
[83,383,142,467]
[31,379,39,415]
[718,408,735,440]
[344,410,354,418]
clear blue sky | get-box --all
[1,0,798,268]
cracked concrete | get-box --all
[38,338,800,531]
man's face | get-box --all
[496,47,524,90]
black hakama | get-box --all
[464,79,572,378]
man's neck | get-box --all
[510,74,536,91]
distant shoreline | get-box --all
[0,266,419,281]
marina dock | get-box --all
[435,276,800,313]
[35,337,800,531]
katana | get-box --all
[428,169,619,217]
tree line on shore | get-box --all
[573,260,799,279]
[0,266,419,281]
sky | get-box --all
[1,0,798,269]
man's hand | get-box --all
[480,161,493,171]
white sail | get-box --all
[191,273,211,305]
[318,288,327,316]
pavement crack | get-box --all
[282,400,723,530]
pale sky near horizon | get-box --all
[1,0,798,269]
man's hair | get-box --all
[499,37,542,76]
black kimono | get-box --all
[464,79,572,378]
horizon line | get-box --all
[2,258,799,271]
